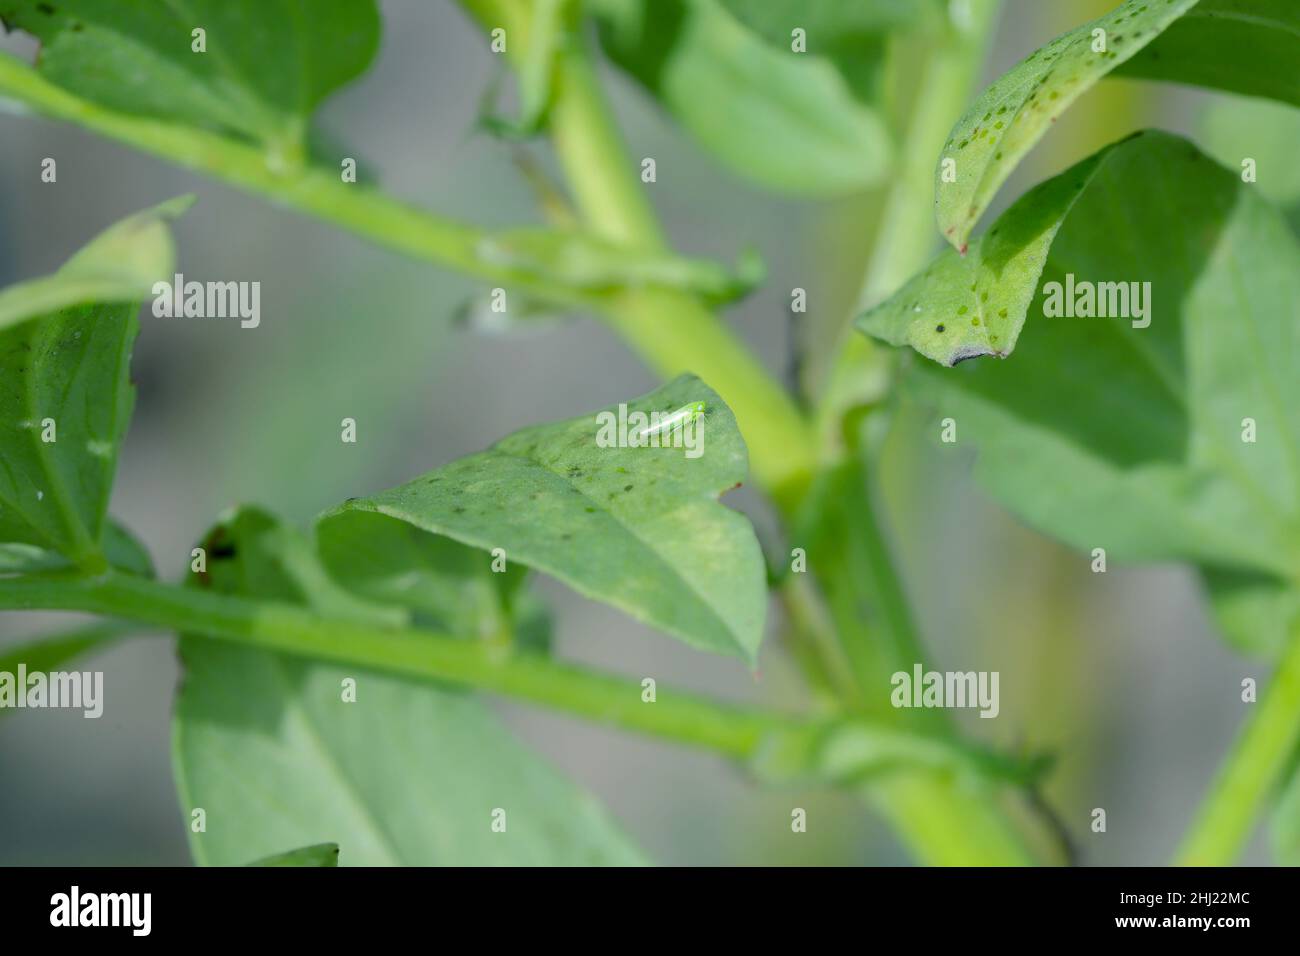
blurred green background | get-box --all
[1,0,1289,864]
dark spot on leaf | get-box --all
[936,324,946,333]
[623,484,633,492]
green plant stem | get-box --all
[817,1,1002,438]
[1175,622,1300,865]
[0,55,550,294]
[803,2,1034,864]
[813,460,1035,865]
[0,570,1033,787]
[0,51,737,312]
[0,570,778,757]
[546,47,819,507]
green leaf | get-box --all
[175,507,645,866]
[0,622,135,710]
[864,135,1125,367]
[715,0,938,104]
[590,0,891,196]
[718,0,930,42]
[0,0,380,164]
[0,198,188,567]
[316,507,554,655]
[0,195,192,335]
[1201,568,1300,658]
[938,0,1254,251]
[1200,92,1300,207]
[0,519,153,576]
[1115,0,1300,108]
[862,131,1300,581]
[318,375,766,663]
[246,842,340,867]
[316,510,528,641]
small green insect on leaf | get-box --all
[635,401,707,439]
[318,376,766,663]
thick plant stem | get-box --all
[804,2,1033,863]
[808,456,936,714]
[814,460,1034,864]
[0,571,779,757]
[869,775,1034,866]
[0,58,501,283]
[1176,623,1300,865]
[0,572,1029,784]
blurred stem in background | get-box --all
[1177,623,1300,865]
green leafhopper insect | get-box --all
[635,401,707,438]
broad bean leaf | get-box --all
[1201,93,1300,207]
[0,520,152,576]
[0,198,187,567]
[1115,0,1300,108]
[316,509,552,652]
[246,843,339,867]
[719,0,930,41]
[861,132,1300,599]
[590,0,891,196]
[318,375,766,663]
[936,0,1300,251]
[0,0,380,163]
[0,622,134,721]
[174,507,645,866]
[715,0,940,105]
[1201,568,1300,658]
